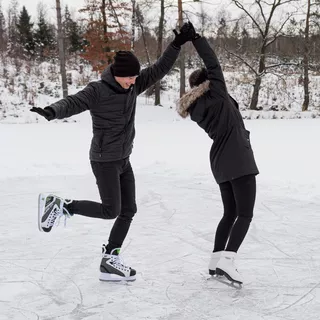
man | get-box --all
[31,22,194,282]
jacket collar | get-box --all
[176,80,210,118]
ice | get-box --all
[0,98,319,319]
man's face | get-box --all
[114,76,138,89]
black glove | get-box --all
[30,106,55,121]
[172,22,195,47]
[187,21,201,41]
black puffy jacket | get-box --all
[49,43,180,162]
[176,37,259,184]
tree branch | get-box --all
[108,0,125,39]
[264,62,299,70]
[223,45,258,76]
[232,0,265,37]
[265,12,294,46]
[256,0,267,25]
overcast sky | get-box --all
[0,0,237,22]
[0,0,303,26]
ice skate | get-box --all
[99,245,136,282]
[38,193,72,232]
[208,251,222,275]
[215,251,243,285]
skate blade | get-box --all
[38,193,46,232]
[99,273,136,282]
[215,268,243,288]
[210,274,242,289]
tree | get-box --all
[16,6,35,57]
[178,0,185,97]
[56,0,68,98]
[34,4,55,60]
[63,6,82,55]
[154,0,165,106]
[231,0,299,110]
[131,0,136,50]
[0,1,6,53]
[135,3,151,65]
[302,0,320,111]
[7,0,19,58]
[80,0,131,71]
[302,0,311,111]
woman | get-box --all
[176,29,259,284]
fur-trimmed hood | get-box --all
[176,80,210,118]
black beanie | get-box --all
[112,51,140,77]
[189,67,208,88]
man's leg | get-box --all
[69,161,122,219]
[107,159,137,252]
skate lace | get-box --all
[102,247,130,272]
[52,199,72,227]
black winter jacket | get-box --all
[49,43,180,162]
[176,37,259,184]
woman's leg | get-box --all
[225,174,256,252]
[213,181,237,252]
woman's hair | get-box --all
[189,67,208,88]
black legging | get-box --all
[68,158,137,252]
[213,174,256,253]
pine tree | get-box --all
[17,6,35,56]
[0,2,6,53]
[63,5,82,55]
[34,8,55,60]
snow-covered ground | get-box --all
[1,98,320,320]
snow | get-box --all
[1,59,320,124]
[1,97,320,320]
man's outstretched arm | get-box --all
[31,82,100,120]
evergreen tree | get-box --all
[0,2,6,53]
[17,6,35,56]
[34,8,55,60]
[63,5,82,55]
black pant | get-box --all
[69,158,137,252]
[213,174,256,253]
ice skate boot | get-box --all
[38,193,72,232]
[215,251,243,284]
[99,245,136,282]
[208,251,222,275]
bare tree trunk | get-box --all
[100,0,112,63]
[250,47,266,110]
[302,0,311,111]
[178,0,185,97]
[155,0,164,106]
[131,0,136,51]
[250,76,262,110]
[136,4,151,65]
[56,0,68,98]
[139,22,151,65]
[101,0,107,35]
